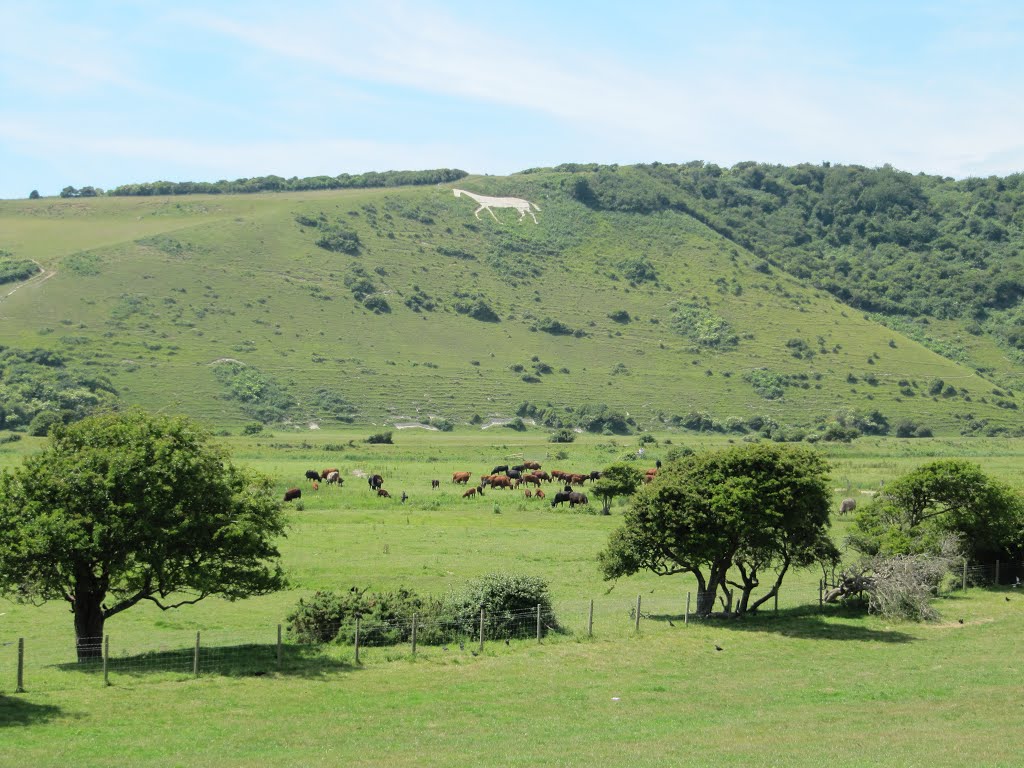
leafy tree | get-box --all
[28,190,39,200]
[0,410,287,660]
[599,444,836,615]
[848,459,1024,562]
[591,463,644,515]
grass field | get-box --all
[2,431,1023,766]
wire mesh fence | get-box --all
[3,559,1020,694]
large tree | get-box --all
[848,459,1024,562]
[599,444,836,615]
[0,410,287,660]
[591,463,644,515]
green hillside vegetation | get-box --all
[2,166,1024,438]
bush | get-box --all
[242,423,264,435]
[448,573,560,640]
[548,429,576,443]
[286,587,442,645]
[366,431,393,444]
[28,410,63,437]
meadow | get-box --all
[2,430,1023,766]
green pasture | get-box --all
[2,432,1023,765]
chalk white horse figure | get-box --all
[453,189,540,224]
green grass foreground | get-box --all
[2,431,1024,766]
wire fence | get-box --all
[3,560,1020,694]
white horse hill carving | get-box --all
[453,189,540,224]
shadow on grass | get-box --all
[52,643,356,680]
[645,606,916,643]
[0,695,64,726]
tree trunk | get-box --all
[695,561,730,615]
[73,584,105,661]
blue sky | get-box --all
[2,0,1023,199]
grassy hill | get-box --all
[1,170,1022,437]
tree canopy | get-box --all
[599,443,836,615]
[0,410,287,659]
[848,459,1024,562]
[591,462,644,515]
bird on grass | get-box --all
[714,644,724,652]
[504,639,510,646]
[1006,596,1011,602]
[958,618,964,624]
[667,619,675,627]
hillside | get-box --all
[1,169,1023,438]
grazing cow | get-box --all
[524,489,532,498]
[452,471,472,485]
[325,471,342,486]
[431,479,440,489]
[511,464,527,472]
[523,460,542,470]
[568,492,589,508]
[550,470,567,482]
[643,468,658,484]
[368,474,384,491]
[507,468,523,480]
[568,473,588,486]
[480,474,493,487]
[551,491,572,507]
[521,473,541,487]
[377,488,391,498]
[535,489,545,500]
[463,486,483,498]
[589,470,602,482]
[839,497,857,515]
[534,470,551,483]
[489,476,513,490]
[491,465,509,475]
[283,488,302,502]
[312,481,319,491]
[321,468,340,481]
[305,470,321,482]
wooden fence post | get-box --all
[277,624,282,667]
[354,617,361,665]
[536,604,542,643]
[193,631,200,678]
[635,595,642,632]
[963,558,968,591]
[685,592,691,626]
[16,637,25,693]
[995,560,1000,586]
[818,580,824,610]
[479,608,485,652]
[588,599,594,637]
[103,635,110,687]
[412,614,418,656]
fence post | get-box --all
[536,604,542,643]
[818,580,823,610]
[588,599,594,637]
[635,594,642,632]
[277,624,282,667]
[685,592,691,626]
[16,637,25,693]
[963,558,968,591]
[354,617,361,665]
[103,635,110,687]
[193,632,200,678]
[412,614,418,656]
[995,560,1000,586]
[479,608,485,652]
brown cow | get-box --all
[283,488,301,502]
[489,476,513,490]
[567,473,588,486]
[524,489,532,498]
[521,473,542,487]
[463,486,483,498]
[534,470,551,483]
[535,489,545,499]
[839,497,857,515]
[522,460,542,470]
[312,481,319,491]
[324,471,342,486]
[377,488,391,498]
[452,471,472,485]
[321,468,340,481]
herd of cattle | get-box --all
[283,462,664,509]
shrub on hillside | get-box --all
[365,431,393,444]
[316,225,361,254]
[286,587,444,646]
[548,429,575,443]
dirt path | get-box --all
[0,259,56,302]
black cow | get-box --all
[507,468,522,480]
[324,471,343,486]
[368,474,384,491]
[588,470,602,481]
[283,488,302,502]
[491,465,509,475]
[551,491,573,507]
[305,470,321,482]
[511,464,527,472]
[431,479,440,489]
[568,492,589,508]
